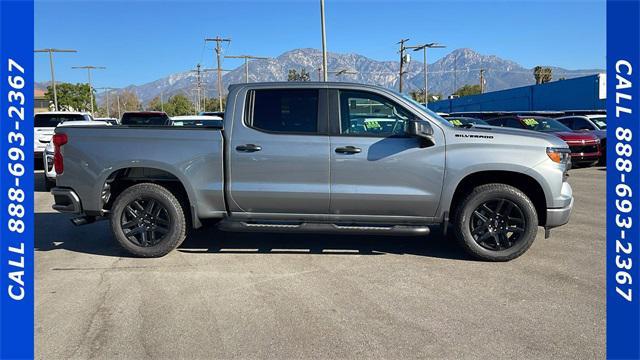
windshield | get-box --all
[590,116,607,129]
[521,117,572,132]
[399,93,450,126]
[121,113,169,126]
[34,113,87,128]
[446,117,488,127]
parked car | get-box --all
[43,120,112,191]
[120,111,170,126]
[170,115,223,128]
[443,116,489,127]
[34,112,93,164]
[51,82,573,261]
[199,111,225,119]
[486,115,601,166]
[556,114,607,164]
[95,117,119,125]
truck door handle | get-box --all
[236,144,262,152]
[335,146,361,154]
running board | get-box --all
[217,220,430,236]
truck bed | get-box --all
[55,126,226,219]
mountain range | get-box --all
[37,48,602,105]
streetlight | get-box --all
[409,43,446,105]
[34,48,77,111]
[320,0,328,81]
[71,65,106,115]
[95,87,116,118]
[225,55,268,83]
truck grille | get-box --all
[569,145,598,154]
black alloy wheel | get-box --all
[121,197,171,247]
[469,198,525,251]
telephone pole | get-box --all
[479,69,486,94]
[225,55,267,83]
[397,38,410,93]
[34,48,77,111]
[71,65,105,115]
[190,64,215,112]
[205,36,231,112]
[96,87,116,118]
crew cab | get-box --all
[50,82,574,261]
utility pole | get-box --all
[117,94,121,119]
[34,48,77,111]
[96,87,116,118]
[71,65,105,115]
[397,38,410,93]
[160,90,164,112]
[225,55,267,83]
[320,0,329,81]
[190,64,215,112]
[205,36,231,112]
[408,43,445,105]
[479,69,486,94]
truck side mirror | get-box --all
[406,119,434,143]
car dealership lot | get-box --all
[35,167,605,359]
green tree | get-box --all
[163,93,194,116]
[287,68,310,82]
[147,96,164,112]
[534,66,553,84]
[203,96,226,112]
[452,84,482,97]
[45,82,96,112]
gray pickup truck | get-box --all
[51,82,573,261]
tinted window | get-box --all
[519,117,572,132]
[557,118,574,128]
[572,118,595,130]
[486,118,505,126]
[34,113,87,128]
[121,113,170,126]
[339,90,411,137]
[505,118,525,128]
[249,89,318,133]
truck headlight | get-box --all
[547,147,571,164]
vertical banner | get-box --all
[607,0,640,359]
[0,0,35,359]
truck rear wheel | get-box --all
[110,183,187,257]
[453,183,538,261]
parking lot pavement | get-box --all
[34,167,605,359]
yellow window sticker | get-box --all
[522,118,539,126]
[364,120,381,129]
[450,119,463,126]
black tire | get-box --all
[453,183,538,262]
[110,183,187,257]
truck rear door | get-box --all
[227,88,330,215]
[328,89,445,219]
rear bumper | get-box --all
[546,197,574,228]
[51,187,82,213]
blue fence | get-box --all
[428,74,605,113]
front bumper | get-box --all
[51,187,82,213]
[546,196,574,228]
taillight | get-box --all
[52,133,68,174]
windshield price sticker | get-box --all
[522,118,539,126]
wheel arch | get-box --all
[447,170,548,226]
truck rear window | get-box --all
[121,113,170,126]
[34,114,87,128]
[248,89,318,134]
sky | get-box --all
[35,0,606,89]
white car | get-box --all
[170,115,223,128]
[42,119,111,190]
[35,112,93,165]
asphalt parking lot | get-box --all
[35,167,605,359]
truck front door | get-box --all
[328,89,445,220]
[228,88,330,215]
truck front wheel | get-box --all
[453,183,538,261]
[110,183,187,257]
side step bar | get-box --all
[217,220,430,236]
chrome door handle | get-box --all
[335,146,361,154]
[236,144,262,152]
